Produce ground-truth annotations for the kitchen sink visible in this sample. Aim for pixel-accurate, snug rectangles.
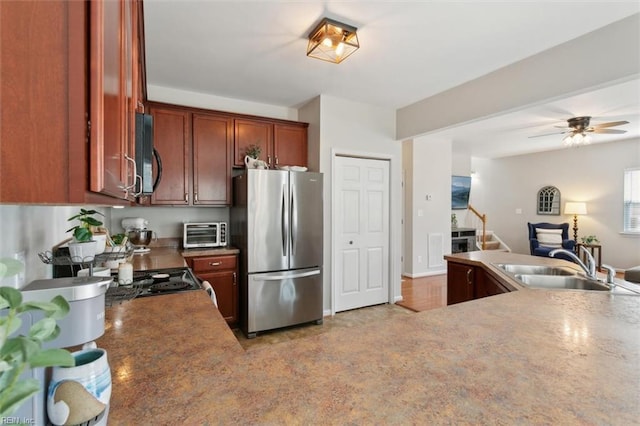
[495,264,576,276]
[513,274,610,291]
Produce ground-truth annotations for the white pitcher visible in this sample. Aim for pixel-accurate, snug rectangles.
[47,345,111,426]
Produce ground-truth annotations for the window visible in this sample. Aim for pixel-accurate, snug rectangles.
[624,168,640,233]
[537,186,560,215]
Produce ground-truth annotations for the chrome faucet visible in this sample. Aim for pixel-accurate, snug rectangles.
[549,246,597,280]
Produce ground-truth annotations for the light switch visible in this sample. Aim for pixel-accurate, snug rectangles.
[418,209,423,217]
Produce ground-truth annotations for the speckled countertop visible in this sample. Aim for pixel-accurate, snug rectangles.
[129,245,239,271]
[98,252,640,424]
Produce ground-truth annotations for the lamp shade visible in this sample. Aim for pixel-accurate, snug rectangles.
[564,202,587,215]
[307,18,359,64]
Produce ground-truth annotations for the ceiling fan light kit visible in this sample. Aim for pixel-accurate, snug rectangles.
[307,17,359,64]
[530,115,629,147]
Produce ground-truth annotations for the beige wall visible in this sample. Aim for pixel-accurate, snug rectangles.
[470,138,640,270]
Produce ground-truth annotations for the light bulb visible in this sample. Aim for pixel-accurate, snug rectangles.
[563,135,574,146]
[322,37,332,48]
[336,42,345,57]
[582,133,591,145]
[573,133,584,145]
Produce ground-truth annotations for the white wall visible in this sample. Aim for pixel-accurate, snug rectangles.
[403,137,452,277]
[147,85,298,121]
[470,138,640,270]
[0,205,110,288]
[308,95,401,310]
[110,206,228,238]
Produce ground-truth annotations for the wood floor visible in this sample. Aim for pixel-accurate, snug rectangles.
[396,274,447,312]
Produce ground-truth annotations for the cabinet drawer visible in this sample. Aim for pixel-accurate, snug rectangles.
[192,255,237,272]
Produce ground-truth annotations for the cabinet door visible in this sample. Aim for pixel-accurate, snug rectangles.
[89,0,132,199]
[150,107,191,205]
[192,113,232,205]
[199,270,238,325]
[477,269,510,299]
[447,261,474,305]
[234,119,273,167]
[273,123,308,168]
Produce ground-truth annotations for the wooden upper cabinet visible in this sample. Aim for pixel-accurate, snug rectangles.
[0,0,143,205]
[149,107,191,205]
[233,119,273,167]
[89,0,137,200]
[273,123,308,168]
[192,114,233,205]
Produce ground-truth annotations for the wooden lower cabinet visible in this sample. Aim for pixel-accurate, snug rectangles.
[447,260,510,305]
[447,261,475,305]
[187,254,238,326]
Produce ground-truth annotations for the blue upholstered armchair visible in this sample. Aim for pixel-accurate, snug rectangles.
[527,222,576,261]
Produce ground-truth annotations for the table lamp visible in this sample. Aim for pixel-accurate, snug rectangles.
[564,202,587,242]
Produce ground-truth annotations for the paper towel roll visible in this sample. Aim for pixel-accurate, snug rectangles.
[202,281,218,308]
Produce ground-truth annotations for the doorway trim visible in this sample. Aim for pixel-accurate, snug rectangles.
[330,148,398,316]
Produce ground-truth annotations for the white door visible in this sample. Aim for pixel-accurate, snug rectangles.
[335,156,390,312]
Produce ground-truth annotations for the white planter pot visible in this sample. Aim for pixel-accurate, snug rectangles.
[68,240,98,263]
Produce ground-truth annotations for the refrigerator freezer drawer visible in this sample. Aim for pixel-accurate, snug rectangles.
[247,268,322,335]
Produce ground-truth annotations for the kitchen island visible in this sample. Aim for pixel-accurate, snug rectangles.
[98,252,640,424]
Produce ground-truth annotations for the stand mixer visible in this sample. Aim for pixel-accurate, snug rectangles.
[121,217,154,254]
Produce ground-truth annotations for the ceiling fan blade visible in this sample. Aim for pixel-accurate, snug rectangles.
[528,130,570,138]
[592,120,629,129]
[591,128,627,134]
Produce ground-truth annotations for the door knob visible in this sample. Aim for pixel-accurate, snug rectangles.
[349,241,353,245]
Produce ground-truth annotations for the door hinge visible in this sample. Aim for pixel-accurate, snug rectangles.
[86,118,91,144]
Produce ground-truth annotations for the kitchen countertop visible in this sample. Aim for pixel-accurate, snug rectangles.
[128,246,239,271]
[98,252,640,424]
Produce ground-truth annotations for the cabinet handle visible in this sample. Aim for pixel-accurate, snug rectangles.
[195,192,199,203]
[267,155,272,166]
[233,272,237,285]
[466,268,473,285]
[123,154,138,193]
[275,156,279,166]
[185,193,189,203]
[209,262,221,266]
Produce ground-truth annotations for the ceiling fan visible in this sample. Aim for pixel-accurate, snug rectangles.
[529,116,629,146]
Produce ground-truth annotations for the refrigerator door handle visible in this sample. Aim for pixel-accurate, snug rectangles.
[290,184,297,256]
[252,269,321,281]
[281,183,288,256]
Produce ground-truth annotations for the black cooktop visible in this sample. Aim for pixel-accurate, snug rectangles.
[123,267,201,297]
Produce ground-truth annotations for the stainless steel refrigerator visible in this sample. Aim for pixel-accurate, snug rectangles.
[232,169,323,338]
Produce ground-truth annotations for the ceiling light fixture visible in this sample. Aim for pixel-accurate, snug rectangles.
[562,132,592,147]
[307,18,359,64]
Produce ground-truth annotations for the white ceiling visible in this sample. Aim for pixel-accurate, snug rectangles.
[143,1,640,158]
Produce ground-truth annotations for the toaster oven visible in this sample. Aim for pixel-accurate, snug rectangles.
[183,222,227,248]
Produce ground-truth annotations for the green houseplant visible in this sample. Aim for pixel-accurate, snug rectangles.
[0,286,74,417]
[66,209,104,243]
[244,144,261,159]
[66,209,104,262]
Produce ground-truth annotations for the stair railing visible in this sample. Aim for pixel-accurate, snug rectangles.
[468,204,487,250]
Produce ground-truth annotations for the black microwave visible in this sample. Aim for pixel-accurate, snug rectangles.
[135,112,162,195]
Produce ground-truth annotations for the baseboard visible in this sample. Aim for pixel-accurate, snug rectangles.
[402,270,447,279]
[394,295,403,303]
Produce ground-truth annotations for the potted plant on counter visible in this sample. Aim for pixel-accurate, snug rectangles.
[66,209,104,263]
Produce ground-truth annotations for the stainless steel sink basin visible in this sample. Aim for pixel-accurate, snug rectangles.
[496,264,576,276]
[514,274,609,291]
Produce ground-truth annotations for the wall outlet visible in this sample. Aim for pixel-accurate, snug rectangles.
[426,194,432,201]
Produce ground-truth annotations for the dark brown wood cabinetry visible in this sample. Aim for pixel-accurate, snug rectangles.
[187,254,239,326]
[147,104,232,206]
[0,0,145,204]
[234,119,273,167]
[148,107,191,205]
[273,123,308,169]
[447,261,475,305]
[234,119,308,169]
[447,259,510,305]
